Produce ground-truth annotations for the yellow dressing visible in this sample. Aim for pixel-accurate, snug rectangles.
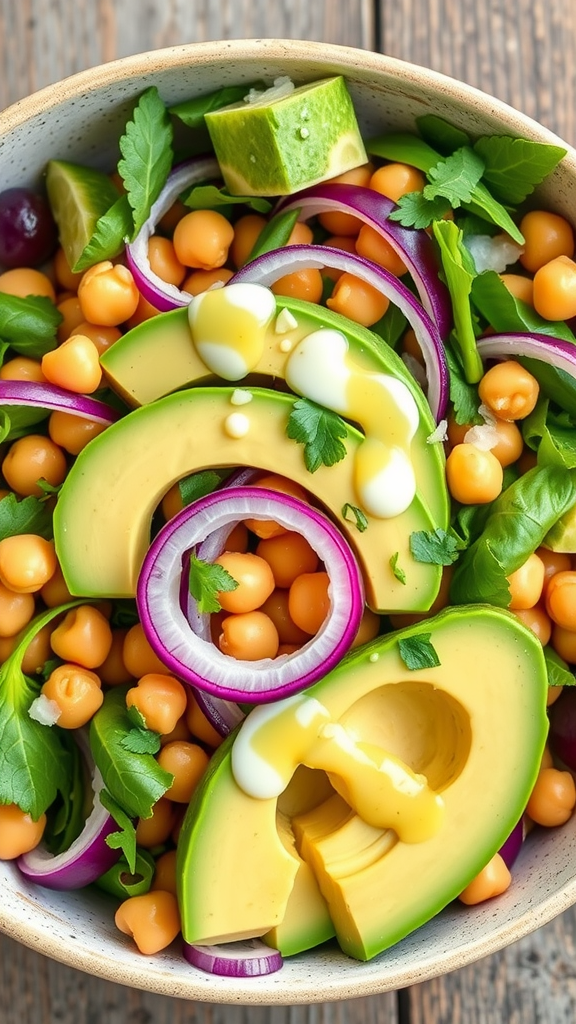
[188,282,277,379]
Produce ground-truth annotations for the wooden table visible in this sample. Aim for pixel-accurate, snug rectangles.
[2,2,576,1021]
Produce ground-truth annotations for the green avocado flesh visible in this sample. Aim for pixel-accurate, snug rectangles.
[176,607,548,960]
[99,297,448,527]
[53,385,443,613]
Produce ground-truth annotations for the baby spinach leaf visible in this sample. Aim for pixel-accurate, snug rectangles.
[73,194,133,273]
[0,492,53,541]
[118,87,173,239]
[416,115,470,155]
[0,405,50,444]
[99,788,138,873]
[433,220,483,383]
[370,302,407,349]
[43,733,85,855]
[169,83,262,129]
[462,182,524,244]
[524,399,576,469]
[188,552,239,614]
[286,398,348,473]
[473,136,567,206]
[0,293,61,357]
[90,687,173,820]
[471,269,576,342]
[398,633,440,670]
[183,184,271,214]
[365,132,440,172]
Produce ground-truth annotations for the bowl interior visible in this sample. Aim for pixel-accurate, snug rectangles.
[1,38,575,1004]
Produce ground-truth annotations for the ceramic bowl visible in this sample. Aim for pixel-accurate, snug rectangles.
[1,38,576,1005]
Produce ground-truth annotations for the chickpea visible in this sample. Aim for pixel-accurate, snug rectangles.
[125,673,187,735]
[507,552,545,610]
[78,261,139,326]
[245,474,309,539]
[526,767,576,827]
[0,581,35,637]
[48,410,107,455]
[350,606,381,648]
[124,293,161,330]
[221,521,249,553]
[98,627,134,687]
[54,247,84,291]
[317,163,373,236]
[321,235,358,281]
[41,663,104,728]
[536,547,572,585]
[458,853,511,905]
[326,272,389,326]
[147,235,186,286]
[0,534,56,593]
[258,588,310,646]
[513,605,552,646]
[50,604,113,668]
[551,623,576,663]
[151,849,178,896]
[156,740,210,803]
[39,560,73,607]
[256,531,319,589]
[445,443,503,504]
[185,691,223,749]
[519,210,575,273]
[0,267,55,301]
[172,209,234,270]
[42,334,102,393]
[288,571,331,635]
[547,685,564,707]
[369,163,426,202]
[214,551,275,614]
[287,221,314,246]
[21,622,53,675]
[114,891,181,955]
[533,255,576,321]
[123,622,168,677]
[355,224,407,276]
[545,570,576,629]
[488,419,525,467]
[159,714,192,747]
[0,804,47,860]
[160,482,183,522]
[135,797,176,848]
[229,213,267,268]
[0,356,46,383]
[477,361,539,421]
[218,610,279,660]
[71,321,122,356]
[2,433,67,497]
[56,295,84,342]
[181,267,234,296]
[499,273,534,306]
[271,268,324,304]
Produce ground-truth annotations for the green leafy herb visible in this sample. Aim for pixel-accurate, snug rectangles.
[473,136,567,206]
[183,184,271,214]
[523,398,576,470]
[109,599,140,629]
[342,503,369,532]
[99,788,138,873]
[463,181,524,243]
[433,220,483,383]
[398,633,440,670]
[444,346,483,426]
[169,83,262,129]
[416,115,471,155]
[410,528,460,565]
[0,293,62,357]
[0,602,83,818]
[245,208,301,265]
[389,552,407,585]
[42,732,85,855]
[121,727,162,755]
[179,469,224,506]
[118,86,174,238]
[0,405,49,444]
[188,552,238,614]
[286,398,348,473]
[544,646,576,688]
[90,687,173,820]
[370,302,408,349]
[424,147,485,206]
[471,269,576,342]
[0,493,53,541]
[388,191,451,229]
[73,194,133,273]
[365,132,440,172]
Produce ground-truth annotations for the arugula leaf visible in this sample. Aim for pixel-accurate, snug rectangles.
[410,528,460,565]
[388,191,451,229]
[473,136,567,206]
[118,87,173,239]
[286,398,348,473]
[365,133,440,172]
[544,646,576,688]
[183,184,271,215]
[99,788,138,873]
[341,503,369,532]
[41,731,85,855]
[389,552,407,585]
[444,346,484,426]
[0,293,61,357]
[0,493,53,541]
[433,220,483,383]
[462,182,524,244]
[188,552,238,614]
[245,208,301,265]
[471,270,576,342]
[0,602,83,818]
[169,84,262,129]
[121,727,162,755]
[416,115,471,155]
[398,633,440,670]
[73,194,133,273]
[424,147,485,206]
[90,687,173,820]
[179,469,223,506]
[523,398,576,470]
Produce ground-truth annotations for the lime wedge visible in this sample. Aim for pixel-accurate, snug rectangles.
[204,76,367,197]
[45,160,120,271]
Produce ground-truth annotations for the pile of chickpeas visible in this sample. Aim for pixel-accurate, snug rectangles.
[1,156,576,950]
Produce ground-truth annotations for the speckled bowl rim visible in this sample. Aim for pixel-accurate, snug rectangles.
[2,37,576,1005]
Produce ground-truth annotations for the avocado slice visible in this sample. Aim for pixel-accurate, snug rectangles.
[99,297,448,527]
[176,606,548,960]
[542,503,576,552]
[53,385,443,612]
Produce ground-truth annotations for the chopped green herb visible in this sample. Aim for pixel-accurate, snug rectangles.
[342,503,369,532]
[398,633,441,670]
[544,646,576,688]
[410,528,460,565]
[188,552,239,614]
[388,191,451,229]
[118,87,174,239]
[121,727,162,756]
[183,184,272,214]
[389,552,407,585]
[99,788,138,873]
[0,493,53,541]
[0,293,62,357]
[424,147,485,206]
[286,398,348,473]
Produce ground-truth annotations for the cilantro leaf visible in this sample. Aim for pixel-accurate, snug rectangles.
[121,727,162,755]
[444,347,484,426]
[398,633,441,670]
[410,528,460,565]
[73,194,133,273]
[473,136,567,206]
[99,788,138,873]
[169,83,263,129]
[424,147,485,207]
[183,184,271,215]
[188,552,239,614]
[0,293,61,357]
[433,220,483,383]
[388,191,451,229]
[389,552,407,585]
[286,398,348,473]
[118,87,173,239]
[0,493,53,540]
[544,646,576,688]
[342,503,368,532]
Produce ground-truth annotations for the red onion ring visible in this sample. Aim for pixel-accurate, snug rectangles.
[0,379,120,423]
[274,183,452,339]
[498,818,525,870]
[477,331,576,380]
[125,156,220,311]
[183,938,283,976]
[17,730,120,890]
[230,243,449,421]
[137,486,364,703]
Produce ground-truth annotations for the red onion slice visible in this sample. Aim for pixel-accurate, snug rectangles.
[183,938,283,976]
[477,331,576,380]
[230,243,449,421]
[137,486,364,703]
[125,156,220,311]
[498,818,525,870]
[274,183,452,339]
[0,379,120,423]
[17,730,121,890]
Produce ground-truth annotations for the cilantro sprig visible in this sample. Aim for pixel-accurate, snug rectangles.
[188,552,239,614]
[398,633,441,670]
[286,398,348,473]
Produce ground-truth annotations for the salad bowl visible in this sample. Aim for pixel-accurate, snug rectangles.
[1,37,576,1004]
